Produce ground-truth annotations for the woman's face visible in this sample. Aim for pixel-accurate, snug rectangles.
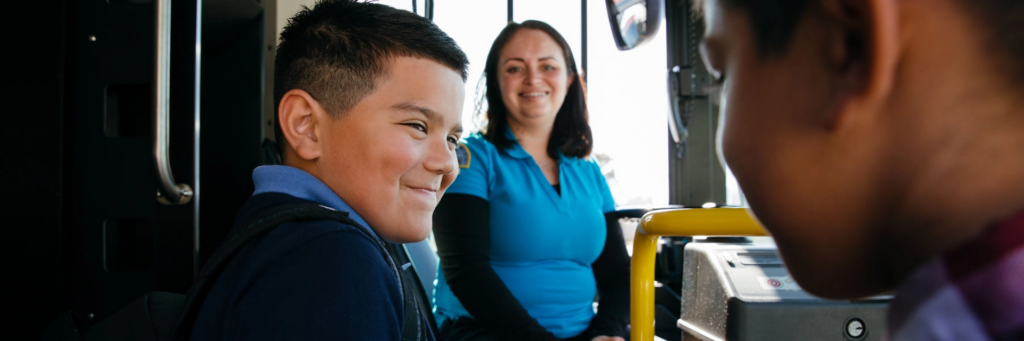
[497,28,573,130]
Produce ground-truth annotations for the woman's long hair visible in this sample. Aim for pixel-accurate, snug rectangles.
[478,20,593,159]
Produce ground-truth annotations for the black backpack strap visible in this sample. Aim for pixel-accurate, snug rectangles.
[392,251,426,341]
[173,202,422,339]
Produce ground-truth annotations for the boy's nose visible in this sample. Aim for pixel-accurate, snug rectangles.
[425,139,457,175]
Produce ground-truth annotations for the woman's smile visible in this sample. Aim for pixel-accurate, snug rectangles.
[520,91,549,99]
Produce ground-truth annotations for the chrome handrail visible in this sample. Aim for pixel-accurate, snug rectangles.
[154,0,192,205]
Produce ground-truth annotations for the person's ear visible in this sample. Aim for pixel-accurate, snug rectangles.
[277,89,324,161]
[820,0,899,129]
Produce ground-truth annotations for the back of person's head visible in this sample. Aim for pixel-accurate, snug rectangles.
[273,0,469,158]
[708,0,1024,89]
[479,20,593,160]
[695,0,1024,300]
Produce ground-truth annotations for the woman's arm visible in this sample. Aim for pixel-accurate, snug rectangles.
[433,193,558,341]
[580,212,631,339]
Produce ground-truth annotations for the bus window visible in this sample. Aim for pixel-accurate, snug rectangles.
[584,1,669,207]
[431,0,507,133]
[513,0,583,71]
[371,0,413,13]
[725,166,745,206]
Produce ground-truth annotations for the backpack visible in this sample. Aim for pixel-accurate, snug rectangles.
[42,202,427,341]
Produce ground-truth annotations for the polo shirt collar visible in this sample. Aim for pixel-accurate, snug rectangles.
[504,125,569,163]
[251,165,376,238]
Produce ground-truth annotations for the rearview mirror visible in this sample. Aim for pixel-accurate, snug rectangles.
[605,0,663,51]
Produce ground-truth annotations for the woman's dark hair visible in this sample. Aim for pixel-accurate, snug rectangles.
[480,20,593,159]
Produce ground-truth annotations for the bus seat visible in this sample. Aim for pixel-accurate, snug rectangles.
[387,240,440,334]
[404,239,439,303]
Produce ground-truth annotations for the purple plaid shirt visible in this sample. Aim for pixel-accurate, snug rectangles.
[884,211,1024,340]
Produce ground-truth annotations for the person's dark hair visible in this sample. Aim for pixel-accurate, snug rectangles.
[480,20,593,159]
[273,0,469,156]
[702,0,1024,85]
[709,0,810,59]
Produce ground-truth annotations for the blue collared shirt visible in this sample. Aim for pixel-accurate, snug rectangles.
[433,130,616,338]
[252,165,375,238]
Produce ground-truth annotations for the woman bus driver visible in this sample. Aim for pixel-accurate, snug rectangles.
[431,21,631,341]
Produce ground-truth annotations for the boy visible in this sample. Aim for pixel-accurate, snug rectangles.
[190,0,468,339]
[697,0,1024,339]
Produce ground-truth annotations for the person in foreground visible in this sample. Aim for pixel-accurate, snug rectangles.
[189,0,468,339]
[697,0,1024,339]
[431,21,630,341]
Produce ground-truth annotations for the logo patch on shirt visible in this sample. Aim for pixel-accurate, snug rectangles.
[456,143,471,169]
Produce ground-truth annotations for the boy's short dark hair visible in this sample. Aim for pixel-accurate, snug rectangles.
[273,0,469,156]
[704,0,1024,86]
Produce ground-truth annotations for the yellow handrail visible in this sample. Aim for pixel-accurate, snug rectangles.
[630,208,767,341]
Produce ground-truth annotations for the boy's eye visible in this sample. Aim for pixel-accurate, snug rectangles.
[447,136,458,146]
[403,122,426,133]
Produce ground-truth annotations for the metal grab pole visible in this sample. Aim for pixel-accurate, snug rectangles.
[154,0,193,205]
[630,208,766,340]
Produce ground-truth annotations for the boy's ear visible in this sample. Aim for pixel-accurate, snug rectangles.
[277,89,324,162]
[821,0,899,128]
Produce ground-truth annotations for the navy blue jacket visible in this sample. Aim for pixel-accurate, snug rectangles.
[191,192,430,340]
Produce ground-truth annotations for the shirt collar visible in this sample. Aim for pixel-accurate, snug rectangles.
[503,126,531,159]
[251,165,375,237]
[886,209,1024,338]
[503,125,570,163]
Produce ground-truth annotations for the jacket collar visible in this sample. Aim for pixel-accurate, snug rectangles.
[251,165,375,238]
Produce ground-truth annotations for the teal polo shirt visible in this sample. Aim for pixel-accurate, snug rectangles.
[432,130,616,338]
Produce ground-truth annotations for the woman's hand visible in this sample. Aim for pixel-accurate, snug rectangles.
[590,336,625,341]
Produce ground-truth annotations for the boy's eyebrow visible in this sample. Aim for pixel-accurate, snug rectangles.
[393,102,463,133]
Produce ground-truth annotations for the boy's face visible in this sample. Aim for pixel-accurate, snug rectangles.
[317,57,465,243]
[700,0,892,298]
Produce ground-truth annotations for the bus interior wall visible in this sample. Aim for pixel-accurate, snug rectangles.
[4,0,70,335]
[3,0,267,334]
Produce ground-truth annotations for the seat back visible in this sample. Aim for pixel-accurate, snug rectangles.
[404,239,439,303]
[387,240,440,335]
